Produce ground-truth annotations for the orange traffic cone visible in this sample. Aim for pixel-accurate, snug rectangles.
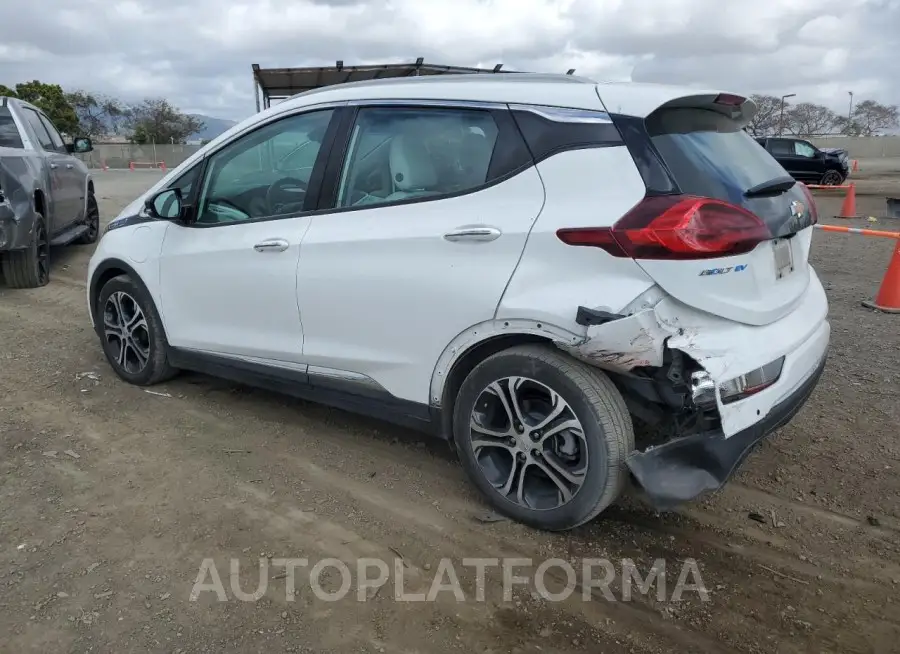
[862,240,900,313]
[837,183,858,219]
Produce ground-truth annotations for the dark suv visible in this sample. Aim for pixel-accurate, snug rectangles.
[755,137,849,186]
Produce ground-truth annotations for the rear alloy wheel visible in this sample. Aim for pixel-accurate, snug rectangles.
[453,344,634,531]
[97,274,177,386]
[820,170,844,186]
[74,192,100,245]
[1,214,50,288]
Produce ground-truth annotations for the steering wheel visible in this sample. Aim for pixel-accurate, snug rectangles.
[265,177,308,215]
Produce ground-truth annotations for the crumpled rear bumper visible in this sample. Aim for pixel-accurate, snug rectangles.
[625,352,827,510]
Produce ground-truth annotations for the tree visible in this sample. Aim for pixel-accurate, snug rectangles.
[126,98,204,144]
[0,84,16,98]
[746,94,784,136]
[835,100,899,136]
[3,80,79,135]
[67,90,128,137]
[784,102,838,137]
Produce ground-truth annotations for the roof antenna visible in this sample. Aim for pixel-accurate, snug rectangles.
[566,69,576,75]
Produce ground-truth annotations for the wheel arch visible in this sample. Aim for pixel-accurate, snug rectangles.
[89,258,153,331]
[430,319,584,443]
[33,188,46,217]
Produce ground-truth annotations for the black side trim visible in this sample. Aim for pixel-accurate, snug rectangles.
[509,108,625,164]
[301,106,347,212]
[575,306,624,327]
[607,113,679,196]
[626,353,827,510]
[167,348,441,436]
[315,105,358,211]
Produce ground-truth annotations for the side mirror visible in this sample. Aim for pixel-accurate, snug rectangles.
[145,188,184,220]
[70,137,93,154]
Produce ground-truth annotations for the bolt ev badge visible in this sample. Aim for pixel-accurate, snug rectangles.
[699,264,749,276]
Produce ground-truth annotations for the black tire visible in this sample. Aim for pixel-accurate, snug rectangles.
[1,214,50,289]
[96,274,178,386]
[74,192,100,245]
[453,344,634,531]
[820,169,845,186]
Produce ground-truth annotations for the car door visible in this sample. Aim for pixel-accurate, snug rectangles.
[295,103,545,404]
[157,107,339,365]
[792,140,822,181]
[19,107,74,230]
[765,138,802,177]
[38,112,86,223]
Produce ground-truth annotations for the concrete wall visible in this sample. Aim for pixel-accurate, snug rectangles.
[809,136,900,158]
[75,136,900,170]
[77,143,202,170]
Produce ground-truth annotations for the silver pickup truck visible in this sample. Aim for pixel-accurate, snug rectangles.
[0,96,99,288]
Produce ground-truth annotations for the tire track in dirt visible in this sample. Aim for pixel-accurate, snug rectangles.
[4,289,896,654]
[1,356,726,653]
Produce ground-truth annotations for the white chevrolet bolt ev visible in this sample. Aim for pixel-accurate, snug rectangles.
[87,74,829,531]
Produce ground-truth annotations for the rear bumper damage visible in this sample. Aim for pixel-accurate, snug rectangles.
[626,352,827,510]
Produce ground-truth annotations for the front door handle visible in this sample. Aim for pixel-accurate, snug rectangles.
[443,226,502,242]
[49,163,58,169]
[253,238,289,253]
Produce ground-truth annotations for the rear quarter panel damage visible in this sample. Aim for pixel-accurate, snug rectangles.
[563,267,829,436]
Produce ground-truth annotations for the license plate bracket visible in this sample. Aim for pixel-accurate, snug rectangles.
[773,238,794,280]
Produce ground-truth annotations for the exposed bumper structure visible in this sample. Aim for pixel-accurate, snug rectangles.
[626,351,827,510]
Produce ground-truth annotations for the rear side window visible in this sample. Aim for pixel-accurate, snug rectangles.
[335,107,501,209]
[21,108,55,151]
[768,140,794,156]
[646,108,789,208]
[0,108,23,149]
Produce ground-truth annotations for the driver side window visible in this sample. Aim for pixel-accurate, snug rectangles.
[794,141,817,158]
[196,109,334,225]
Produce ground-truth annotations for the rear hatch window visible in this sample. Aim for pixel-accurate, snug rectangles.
[645,108,813,238]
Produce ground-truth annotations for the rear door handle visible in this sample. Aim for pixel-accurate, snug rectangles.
[253,238,289,253]
[49,163,58,169]
[443,226,502,242]
[65,164,74,169]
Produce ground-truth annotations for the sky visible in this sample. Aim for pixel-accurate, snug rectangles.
[1,0,898,121]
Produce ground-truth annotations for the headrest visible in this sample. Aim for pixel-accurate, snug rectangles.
[389,133,438,192]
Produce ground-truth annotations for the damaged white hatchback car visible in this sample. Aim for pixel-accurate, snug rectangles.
[87,74,829,531]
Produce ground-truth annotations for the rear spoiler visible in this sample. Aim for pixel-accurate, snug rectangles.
[595,83,757,127]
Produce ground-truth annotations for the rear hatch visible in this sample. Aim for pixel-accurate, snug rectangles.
[604,94,816,326]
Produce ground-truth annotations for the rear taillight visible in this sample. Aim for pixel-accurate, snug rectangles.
[797,182,819,225]
[556,195,772,260]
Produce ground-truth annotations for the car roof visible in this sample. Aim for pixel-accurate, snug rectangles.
[266,73,742,119]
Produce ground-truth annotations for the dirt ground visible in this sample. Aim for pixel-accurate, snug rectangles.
[1,164,898,654]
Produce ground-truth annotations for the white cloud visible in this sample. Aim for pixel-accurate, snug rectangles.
[0,0,895,120]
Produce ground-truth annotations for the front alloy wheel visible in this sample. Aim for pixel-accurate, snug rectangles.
[103,291,151,375]
[96,274,177,386]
